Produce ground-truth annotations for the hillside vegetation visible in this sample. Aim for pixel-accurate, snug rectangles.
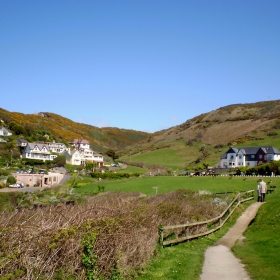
[119,100,280,171]
[0,108,150,152]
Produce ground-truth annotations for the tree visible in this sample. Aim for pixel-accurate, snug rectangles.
[105,149,119,160]
[53,156,66,167]
[8,121,26,135]
[85,162,98,171]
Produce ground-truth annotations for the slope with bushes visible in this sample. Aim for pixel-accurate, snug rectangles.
[0,108,150,151]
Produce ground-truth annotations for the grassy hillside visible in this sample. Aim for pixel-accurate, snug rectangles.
[119,133,280,172]
[119,100,280,171]
[0,108,150,151]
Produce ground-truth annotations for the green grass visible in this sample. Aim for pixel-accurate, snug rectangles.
[121,140,211,170]
[116,165,148,174]
[233,185,280,280]
[73,175,277,196]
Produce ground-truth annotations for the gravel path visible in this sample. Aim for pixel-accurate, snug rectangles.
[200,202,263,280]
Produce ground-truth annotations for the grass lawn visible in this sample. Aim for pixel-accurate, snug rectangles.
[232,184,280,280]
[73,175,277,196]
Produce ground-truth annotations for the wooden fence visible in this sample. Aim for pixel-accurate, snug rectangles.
[159,190,254,247]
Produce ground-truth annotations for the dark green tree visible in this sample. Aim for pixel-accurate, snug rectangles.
[105,149,119,160]
[8,121,26,135]
[53,155,66,167]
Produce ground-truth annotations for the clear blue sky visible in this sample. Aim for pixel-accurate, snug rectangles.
[1,1,279,132]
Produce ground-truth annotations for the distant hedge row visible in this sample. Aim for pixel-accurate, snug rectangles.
[90,172,141,179]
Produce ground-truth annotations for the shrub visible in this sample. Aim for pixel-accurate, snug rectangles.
[267,130,278,136]
[6,176,16,186]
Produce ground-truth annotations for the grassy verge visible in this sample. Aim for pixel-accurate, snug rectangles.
[232,186,280,280]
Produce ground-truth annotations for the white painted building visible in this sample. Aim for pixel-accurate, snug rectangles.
[219,146,280,168]
[22,143,57,161]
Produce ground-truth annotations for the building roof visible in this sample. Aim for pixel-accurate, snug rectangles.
[17,138,29,144]
[221,146,280,159]
[71,139,90,144]
[27,143,50,154]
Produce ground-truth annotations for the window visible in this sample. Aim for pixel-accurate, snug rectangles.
[230,155,234,159]
[259,155,263,159]
[239,155,242,159]
[251,155,255,159]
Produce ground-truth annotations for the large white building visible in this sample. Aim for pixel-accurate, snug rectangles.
[219,146,280,168]
[63,139,104,166]
[22,143,58,161]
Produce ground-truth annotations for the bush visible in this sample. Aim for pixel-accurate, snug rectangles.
[6,176,16,186]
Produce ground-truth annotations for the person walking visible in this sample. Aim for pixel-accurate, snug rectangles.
[260,179,267,202]
[257,181,262,202]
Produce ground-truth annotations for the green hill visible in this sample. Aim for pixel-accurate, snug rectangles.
[1,100,280,169]
[119,100,280,171]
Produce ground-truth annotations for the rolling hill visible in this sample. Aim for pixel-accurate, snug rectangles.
[1,100,280,170]
[119,100,280,171]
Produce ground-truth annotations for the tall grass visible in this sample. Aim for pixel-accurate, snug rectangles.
[0,190,228,279]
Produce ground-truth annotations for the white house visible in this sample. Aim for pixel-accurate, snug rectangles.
[92,153,104,167]
[219,146,280,168]
[62,149,85,166]
[70,139,90,150]
[64,139,104,166]
[22,143,58,161]
[0,126,12,136]
[46,141,68,154]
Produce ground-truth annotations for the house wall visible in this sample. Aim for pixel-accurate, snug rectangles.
[14,172,65,187]
[220,146,280,169]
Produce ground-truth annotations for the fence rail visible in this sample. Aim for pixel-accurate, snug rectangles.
[159,190,254,247]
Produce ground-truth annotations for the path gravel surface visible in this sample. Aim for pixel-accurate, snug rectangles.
[200,202,263,280]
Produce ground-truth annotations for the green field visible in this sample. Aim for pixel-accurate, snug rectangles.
[73,175,274,196]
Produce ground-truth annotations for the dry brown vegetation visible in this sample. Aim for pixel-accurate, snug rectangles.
[0,190,228,279]
[151,100,280,144]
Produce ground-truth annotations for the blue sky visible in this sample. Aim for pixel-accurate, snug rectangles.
[1,1,279,132]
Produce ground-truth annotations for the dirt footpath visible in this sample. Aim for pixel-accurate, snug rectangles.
[200,202,263,280]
